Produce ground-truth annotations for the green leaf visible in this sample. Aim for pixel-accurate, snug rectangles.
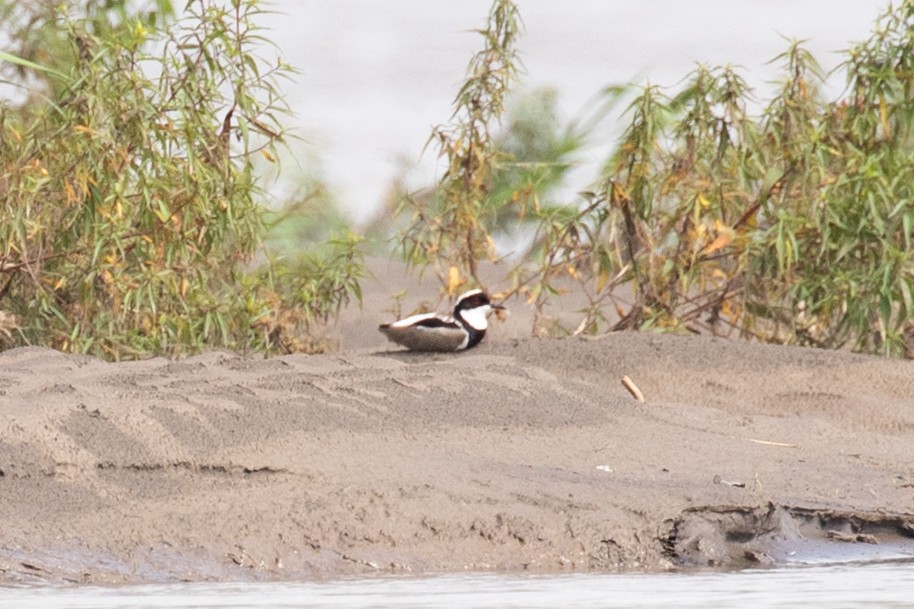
[0,50,69,82]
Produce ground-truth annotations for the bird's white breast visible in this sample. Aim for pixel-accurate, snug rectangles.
[458,305,491,331]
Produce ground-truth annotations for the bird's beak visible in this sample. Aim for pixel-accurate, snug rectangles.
[491,303,507,321]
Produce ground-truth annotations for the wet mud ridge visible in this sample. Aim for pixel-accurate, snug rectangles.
[665,503,914,568]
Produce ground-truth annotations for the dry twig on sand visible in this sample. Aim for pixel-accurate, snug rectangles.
[621,375,645,402]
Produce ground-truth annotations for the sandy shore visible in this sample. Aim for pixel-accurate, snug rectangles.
[2,304,914,584]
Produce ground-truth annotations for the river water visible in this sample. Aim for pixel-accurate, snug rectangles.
[257,0,889,222]
[3,561,913,609]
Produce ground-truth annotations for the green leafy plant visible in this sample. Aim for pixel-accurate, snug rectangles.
[513,3,914,356]
[397,0,523,295]
[0,0,363,358]
[396,0,914,357]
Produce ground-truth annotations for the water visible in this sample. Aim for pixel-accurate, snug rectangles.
[3,562,913,609]
[257,0,889,221]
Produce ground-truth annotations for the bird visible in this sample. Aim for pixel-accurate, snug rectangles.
[378,289,505,352]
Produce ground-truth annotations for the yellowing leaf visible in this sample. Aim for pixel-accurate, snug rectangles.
[447,266,462,295]
[610,182,630,206]
[700,232,733,257]
[64,180,76,205]
[614,302,626,319]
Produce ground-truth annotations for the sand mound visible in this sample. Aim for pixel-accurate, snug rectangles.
[1,329,913,583]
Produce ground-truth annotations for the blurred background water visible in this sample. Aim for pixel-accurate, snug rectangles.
[256,0,889,224]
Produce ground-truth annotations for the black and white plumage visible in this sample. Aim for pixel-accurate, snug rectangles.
[379,289,505,352]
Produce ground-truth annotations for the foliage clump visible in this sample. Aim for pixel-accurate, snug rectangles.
[0,0,362,358]
[397,0,523,294]
[400,0,914,357]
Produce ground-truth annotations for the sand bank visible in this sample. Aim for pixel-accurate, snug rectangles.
[1,327,913,583]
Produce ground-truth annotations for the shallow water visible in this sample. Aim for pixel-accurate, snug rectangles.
[4,562,913,609]
[259,0,889,221]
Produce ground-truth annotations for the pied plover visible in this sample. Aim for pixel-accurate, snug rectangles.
[379,289,505,352]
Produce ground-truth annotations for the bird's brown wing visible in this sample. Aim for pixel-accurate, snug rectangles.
[379,318,467,351]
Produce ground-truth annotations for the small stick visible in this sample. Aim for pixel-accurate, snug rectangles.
[748,438,796,448]
[621,375,645,403]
